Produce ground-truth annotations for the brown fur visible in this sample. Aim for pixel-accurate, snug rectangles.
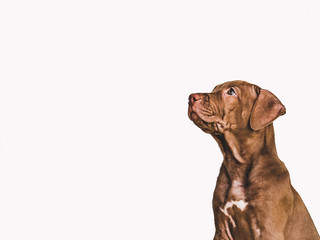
[188,80,319,240]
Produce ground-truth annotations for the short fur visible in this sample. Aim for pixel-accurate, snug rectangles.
[188,80,319,240]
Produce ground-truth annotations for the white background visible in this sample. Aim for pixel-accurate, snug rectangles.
[0,0,319,239]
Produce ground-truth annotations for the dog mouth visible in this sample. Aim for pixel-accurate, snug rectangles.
[188,106,222,134]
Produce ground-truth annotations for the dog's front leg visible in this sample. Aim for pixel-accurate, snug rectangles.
[212,164,232,240]
[250,211,286,240]
[248,177,294,240]
[213,214,233,240]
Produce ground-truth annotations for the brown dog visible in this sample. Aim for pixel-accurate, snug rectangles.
[188,81,319,240]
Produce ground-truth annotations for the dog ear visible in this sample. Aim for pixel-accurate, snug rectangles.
[250,89,286,131]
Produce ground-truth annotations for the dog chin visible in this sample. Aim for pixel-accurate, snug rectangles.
[189,111,202,124]
[189,111,220,134]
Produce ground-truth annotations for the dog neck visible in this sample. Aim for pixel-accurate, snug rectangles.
[211,124,278,184]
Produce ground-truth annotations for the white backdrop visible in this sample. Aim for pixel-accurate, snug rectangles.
[0,1,319,239]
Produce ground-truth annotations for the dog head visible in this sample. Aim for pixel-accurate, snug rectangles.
[188,80,286,134]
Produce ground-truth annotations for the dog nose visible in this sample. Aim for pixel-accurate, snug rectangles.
[189,93,202,104]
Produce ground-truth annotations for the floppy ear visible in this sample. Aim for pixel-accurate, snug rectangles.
[250,89,286,131]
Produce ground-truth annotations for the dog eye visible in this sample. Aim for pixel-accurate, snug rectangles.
[227,88,236,96]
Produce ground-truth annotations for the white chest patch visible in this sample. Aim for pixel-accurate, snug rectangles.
[219,200,248,228]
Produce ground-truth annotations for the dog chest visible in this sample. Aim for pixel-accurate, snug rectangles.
[219,199,254,240]
[218,181,257,239]
[219,200,248,228]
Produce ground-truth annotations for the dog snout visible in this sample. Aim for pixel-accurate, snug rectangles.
[189,93,202,104]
